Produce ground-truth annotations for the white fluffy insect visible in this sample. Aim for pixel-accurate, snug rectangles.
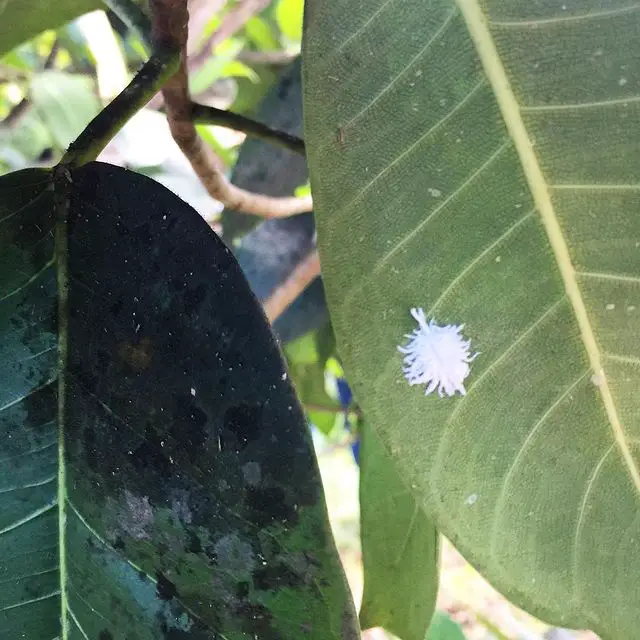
[398,308,478,397]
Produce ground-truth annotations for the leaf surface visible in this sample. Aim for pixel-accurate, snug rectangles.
[303,1,640,637]
[359,423,439,640]
[0,162,358,639]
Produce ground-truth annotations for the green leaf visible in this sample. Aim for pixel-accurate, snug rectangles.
[245,16,281,51]
[426,612,467,640]
[359,423,439,640]
[222,60,260,82]
[276,0,304,43]
[1,109,53,161]
[0,0,100,57]
[303,1,640,638]
[189,38,246,96]
[0,163,359,639]
[29,71,101,150]
[286,331,342,412]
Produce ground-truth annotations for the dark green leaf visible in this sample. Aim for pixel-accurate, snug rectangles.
[0,162,358,639]
[359,423,439,640]
[0,0,100,57]
[303,1,640,638]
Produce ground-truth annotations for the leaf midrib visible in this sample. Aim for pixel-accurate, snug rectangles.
[455,0,640,493]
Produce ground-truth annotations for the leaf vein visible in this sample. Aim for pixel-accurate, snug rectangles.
[336,77,488,222]
[489,369,590,561]
[67,606,90,640]
[428,207,535,315]
[0,589,60,613]
[457,0,640,494]
[576,271,640,285]
[490,4,640,27]
[0,258,54,303]
[376,138,511,271]
[342,6,459,130]
[521,95,640,112]
[431,296,566,490]
[572,443,616,600]
[0,500,56,536]
[604,352,640,367]
[0,473,56,494]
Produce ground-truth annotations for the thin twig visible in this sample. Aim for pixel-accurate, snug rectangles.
[44,39,60,69]
[151,0,313,218]
[61,49,179,168]
[263,249,321,322]
[191,102,305,155]
[237,50,299,66]
[104,0,153,50]
[2,98,30,127]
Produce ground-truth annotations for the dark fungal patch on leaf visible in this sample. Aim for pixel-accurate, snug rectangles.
[98,630,113,640]
[253,560,307,590]
[221,403,262,451]
[156,572,178,601]
[245,486,296,528]
[57,163,357,638]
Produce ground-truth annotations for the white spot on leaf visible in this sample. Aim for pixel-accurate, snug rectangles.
[398,308,478,397]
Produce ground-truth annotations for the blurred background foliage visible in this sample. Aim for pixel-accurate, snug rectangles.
[0,2,598,639]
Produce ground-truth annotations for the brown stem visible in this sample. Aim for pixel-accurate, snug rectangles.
[263,250,321,323]
[150,0,312,218]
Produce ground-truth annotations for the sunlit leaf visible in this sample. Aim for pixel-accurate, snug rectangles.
[276,0,304,43]
[303,1,640,637]
[359,423,439,640]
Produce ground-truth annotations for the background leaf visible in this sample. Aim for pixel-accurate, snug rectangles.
[276,0,304,43]
[0,0,101,57]
[0,163,358,639]
[426,612,467,640]
[359,423,439,640]
[221,56,307,243]
[29,71,101,149]
[303,1,640,638]
[223,56,328,344]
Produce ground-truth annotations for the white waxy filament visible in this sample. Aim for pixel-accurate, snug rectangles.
[398,308,478,397]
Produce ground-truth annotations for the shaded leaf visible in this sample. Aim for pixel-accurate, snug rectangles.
[359,423,439,640]
[0,0,100,57]
[222,57,328,343]
[29,71,101,149]
[235,213,328,344]
[303,1,640,638]
[0,162,358,639]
